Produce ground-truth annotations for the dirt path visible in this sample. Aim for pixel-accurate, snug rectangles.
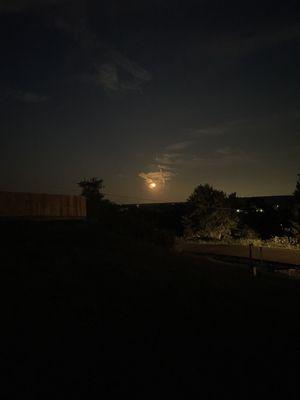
[176,240,300,266]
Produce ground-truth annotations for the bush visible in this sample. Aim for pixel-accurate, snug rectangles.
[265,236,299,249]
[237,238,263,247]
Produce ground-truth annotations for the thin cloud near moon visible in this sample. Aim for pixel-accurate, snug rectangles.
[139,169,174,188]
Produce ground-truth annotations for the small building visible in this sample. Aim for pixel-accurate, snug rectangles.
[0,191,86,220]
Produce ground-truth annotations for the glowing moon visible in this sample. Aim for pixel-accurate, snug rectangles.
[149,182,157,189]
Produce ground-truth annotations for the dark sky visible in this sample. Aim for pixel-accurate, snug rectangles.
[1,0,300,203]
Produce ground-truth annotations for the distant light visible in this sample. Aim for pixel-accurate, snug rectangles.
[236,209,241,213]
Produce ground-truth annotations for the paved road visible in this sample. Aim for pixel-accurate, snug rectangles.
[176,241,300,267]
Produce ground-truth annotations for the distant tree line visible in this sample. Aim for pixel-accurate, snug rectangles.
[78,174,300,247]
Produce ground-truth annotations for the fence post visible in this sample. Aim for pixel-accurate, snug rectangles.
[249,243,257,278]
[259,246,263,265]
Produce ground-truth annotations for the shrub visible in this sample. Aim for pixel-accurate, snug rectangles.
[265,236,299,249]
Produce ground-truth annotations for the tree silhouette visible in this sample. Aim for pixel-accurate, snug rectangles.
[78,177,105,219]
[78,177,104,200]
[291,173,300,240]
[294,173,300,202]
[183,184,238,240]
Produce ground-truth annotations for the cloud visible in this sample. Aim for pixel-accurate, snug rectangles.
[165,141,193,151]
[141,126,255,190]
[109,50,151,83]
[153,142,194,181]
[96,64,119,92]
[143,141,193,186]
[0,1,151,95]
[54,13,151,95]
[139,169,175,187]
[156,164,174,171]
[216,147,231,156]
[192,127,226,137]
[190,119,248,138]
[187,119,255,145]
[155,153,183,166]
[116,173,127,179]
[156,140,255,173]
[95,56,151,94]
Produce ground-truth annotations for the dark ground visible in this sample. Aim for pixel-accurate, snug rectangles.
[177,241,300,267]
[0,221,299,398]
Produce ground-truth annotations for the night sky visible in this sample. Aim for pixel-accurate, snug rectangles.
[1,0,300,203]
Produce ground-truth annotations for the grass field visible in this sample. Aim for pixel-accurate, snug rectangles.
[1,221,299,398]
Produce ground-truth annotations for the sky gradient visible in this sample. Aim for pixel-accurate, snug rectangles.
[0,0,299,203]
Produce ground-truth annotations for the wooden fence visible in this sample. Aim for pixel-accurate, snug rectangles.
[0,191,86,219]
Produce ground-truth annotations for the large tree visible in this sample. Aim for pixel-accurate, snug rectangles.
[294,173,300,202]
[78,177,105,219]
[78,177,104,200]
[183,184,238,240]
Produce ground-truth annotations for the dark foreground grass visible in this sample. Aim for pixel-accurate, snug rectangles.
[0,221,299,398]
